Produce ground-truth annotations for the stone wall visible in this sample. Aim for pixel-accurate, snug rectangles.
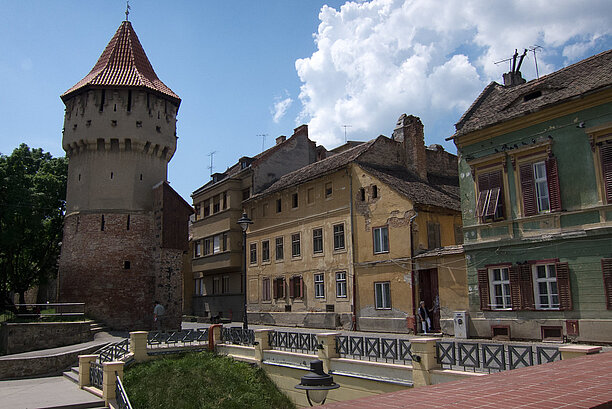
[0,321,92,355]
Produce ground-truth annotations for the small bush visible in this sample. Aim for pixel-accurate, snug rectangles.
[123,352,295,409]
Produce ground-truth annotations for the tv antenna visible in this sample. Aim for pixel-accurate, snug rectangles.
[342,125,352,143]
[125,0,131,21]
[529,45,543,79]
[207,151,217,176]
[494,49,527,73]
[257,134,269,151]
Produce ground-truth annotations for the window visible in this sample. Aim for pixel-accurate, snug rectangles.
[242,188,250,201]
[314,273,325,298]
[518,158,561,216]
[333,224,345,250]
[222,193,227,209]
[275,237,284,260]
[476,169,504,222]
[372,185,378,198]
[292,193,298,208]
[213,235,221,253]
[262,203,269,217]
[488,267,512,310]
[262,240,270,262]
[336,272,347,298]
[195,278,204,296]
[194,240,202,257]
[249,243,257,264]
[313,228,323,254]
[359,188,365,201]
[307,188,314,204]
[213,196,220,213]
[325,182,333,198]
[427,222,441,249]
[204,237,212,255]
[375,282,391,309]
[194,204,201,221]
[213,277,220,295]
[602,258,612,310]
[222,275,230,294]
[203,199,210,217]
[533,264,559,309]
[276,198,282,213]
[262,277,271,301]
[477,261,572,311]
[373,226,389,254]
[273,277,285,299]
[202,233,227,256]
[291,233,301,257]
[454,225,464,245]
[289,276,303,298]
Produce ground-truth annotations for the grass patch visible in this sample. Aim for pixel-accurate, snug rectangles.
[123,352,296,409]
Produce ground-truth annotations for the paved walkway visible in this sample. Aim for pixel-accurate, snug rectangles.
[321,351,612,409]
[0,376,104,409]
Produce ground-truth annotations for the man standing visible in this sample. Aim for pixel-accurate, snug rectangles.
[418,300,431,334]
[153,301,165,331]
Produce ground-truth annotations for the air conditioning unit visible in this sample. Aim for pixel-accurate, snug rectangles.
[453,311,469,339]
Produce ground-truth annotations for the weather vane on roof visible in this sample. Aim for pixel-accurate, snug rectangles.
[125,0,131,21]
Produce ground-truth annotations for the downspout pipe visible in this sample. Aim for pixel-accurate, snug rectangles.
[347,168,357,331]
[409,209,418,334]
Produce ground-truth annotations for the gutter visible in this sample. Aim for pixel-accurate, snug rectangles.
[409,209,418,334]
[347,167,357,331]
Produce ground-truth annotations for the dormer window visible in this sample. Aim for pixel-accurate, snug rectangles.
[241,161,248,169]
[523,90,542,102]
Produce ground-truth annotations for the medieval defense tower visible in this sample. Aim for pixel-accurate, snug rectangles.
[58,20,192,330]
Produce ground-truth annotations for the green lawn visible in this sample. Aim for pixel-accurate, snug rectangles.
[123,352,296,409]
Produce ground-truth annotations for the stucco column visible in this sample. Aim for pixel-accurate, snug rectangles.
[78,354,98,387]
[209,324,222,351]
[102,361,124,405]
[130,331,149,362]
[253,329,273,365]
[316,332,340,374]
[559,345,601,360]
[410,337,440,387]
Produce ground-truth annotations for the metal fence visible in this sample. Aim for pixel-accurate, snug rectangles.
[89,361,103,389]
[220,327,255,345]
[147,328,209,348]
[1,303,85,321]
[336,335,414,364]
[97,339,130,363]
[436,341,561,373]
[115,371,133,409]
[268,331,319,354]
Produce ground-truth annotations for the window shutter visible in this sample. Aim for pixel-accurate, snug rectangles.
[485,187,500,217]
[477,268,491,311]
[545,157,562,212]
[273,279,278,299]
[298,276,304,298]
[476,173,491,218]
[280,278,285,298]
[289,277,295,298]
[509,266,522,310]
[518,264,535,310]
[520,162,538,216]
[555,262,572,311]
[601,144,612,204]
[602,258,612,310]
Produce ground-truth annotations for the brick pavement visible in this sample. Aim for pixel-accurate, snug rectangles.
[321,351,612,409]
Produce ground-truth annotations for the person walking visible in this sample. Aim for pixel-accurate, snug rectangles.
[418,300,432,334]
[153,301,165,331]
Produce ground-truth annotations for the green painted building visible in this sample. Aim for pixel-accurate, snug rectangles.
[450,49,612,343]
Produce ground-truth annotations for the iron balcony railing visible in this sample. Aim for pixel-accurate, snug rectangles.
[89,361,103,389]
[336,335,414,365]
[147,328,209,348]
[436,341,561,373]
[115,371,133,409]
[220,327,255,345]
[268,331,319,354]
[96,338,130,363]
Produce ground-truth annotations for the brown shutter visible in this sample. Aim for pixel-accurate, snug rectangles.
[477,268,491,311]
[280,278,285,298]
[545,157,562,212]
[298,276,304,298]
[509,266,522,310]
[601,144,612,204]
[476,190,489,218]
[485,187,500,217]
[273,278,278,299]
[555,262,572,311]
[602,258,612,310]
[520,162,538,216]
[519,264,535,310]
[289,277,295,298]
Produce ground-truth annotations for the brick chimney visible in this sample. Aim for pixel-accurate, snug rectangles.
[293,124,308,138]
[392,114,427,180]
[276,135,286,145]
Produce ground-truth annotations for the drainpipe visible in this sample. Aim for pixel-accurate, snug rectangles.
[347,168,357,331]
[409,209,418,334]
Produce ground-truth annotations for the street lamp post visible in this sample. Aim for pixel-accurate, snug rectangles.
[237,212,253,330]
[295,360,340,406]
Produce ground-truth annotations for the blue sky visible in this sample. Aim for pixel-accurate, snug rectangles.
[1,0,611,202]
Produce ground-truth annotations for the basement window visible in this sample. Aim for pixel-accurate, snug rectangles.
[124,261,131,270]
[541,326,563,342]
[523,90,542,102]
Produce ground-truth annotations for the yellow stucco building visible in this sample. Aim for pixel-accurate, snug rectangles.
[246,115,468,333]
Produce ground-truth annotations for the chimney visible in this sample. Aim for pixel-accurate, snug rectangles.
[276,135,286,145]
[502,49,527,87]
[293,124,308,138]
[392,114,427,180]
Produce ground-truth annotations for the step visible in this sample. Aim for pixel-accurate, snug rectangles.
[39,401,107,409]
[63,366,80,384]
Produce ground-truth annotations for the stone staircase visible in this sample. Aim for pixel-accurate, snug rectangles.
[61,365,108,409]
[89,321,109,335]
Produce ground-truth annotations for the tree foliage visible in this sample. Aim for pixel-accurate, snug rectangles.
[0,144,67,308]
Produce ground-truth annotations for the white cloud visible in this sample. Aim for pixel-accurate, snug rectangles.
[271,94,293,123]
[296,0,612,148]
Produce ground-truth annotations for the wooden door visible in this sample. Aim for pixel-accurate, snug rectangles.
[418,268,440,331]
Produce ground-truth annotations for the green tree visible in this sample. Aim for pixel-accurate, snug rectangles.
[0,144,67,309]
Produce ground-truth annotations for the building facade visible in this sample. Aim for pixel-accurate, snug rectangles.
[246,115,466,333]
[189,126,320,321]
[57,20,192,330]
[451,49,612,343]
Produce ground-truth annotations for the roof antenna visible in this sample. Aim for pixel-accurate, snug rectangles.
[207,151,217,176]
[257,134,269,151]
[342,125,352,143]
[529,45,543,79]
[125,0,131,21]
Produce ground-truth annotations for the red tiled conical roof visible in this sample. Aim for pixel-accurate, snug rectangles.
[61,21,180,104]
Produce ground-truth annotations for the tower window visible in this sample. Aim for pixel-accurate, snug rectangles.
[127,214,130,231]
[127,90,132,112]
[125,139,132,151]
[101,215,105,231]
[114,104,117,112]
[373,185,378,198]
[99,90,105,112]
[156,126,161,133]
[78,174,81,181]
[124,261,131,270]
[360,188,365,201]
[110,172,114,179]
[97,139,105,151]
[140,174,143,181]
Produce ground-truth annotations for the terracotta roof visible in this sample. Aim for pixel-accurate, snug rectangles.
[453,48,612,138]
[61,21,180,104]
[414,244,464,258]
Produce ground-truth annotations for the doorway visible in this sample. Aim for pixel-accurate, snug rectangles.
[418,268,440,332]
